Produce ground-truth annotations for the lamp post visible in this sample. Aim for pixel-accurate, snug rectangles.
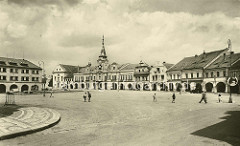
[38,61,45,97]
[228,39,232,103]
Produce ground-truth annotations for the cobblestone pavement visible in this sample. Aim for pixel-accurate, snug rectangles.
[0,106,61,140]
[0,91,239,146]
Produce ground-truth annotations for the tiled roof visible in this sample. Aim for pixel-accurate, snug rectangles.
[59,64,79,73]
[163,63,174,69]
[206,53,240,69]
[168,48,227,71]
[0,57,42,70]
[167,56,196,71]
[120,63,139,70]
[231,59,240,69]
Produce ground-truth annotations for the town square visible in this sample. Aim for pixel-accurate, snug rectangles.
[0,0,240,145]
[1,91,240,146]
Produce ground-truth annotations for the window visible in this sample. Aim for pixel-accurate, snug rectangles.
[174,74,176,79]
[185,73,188,79]
[36,70,39,74]
[223,71,226,77]
[10,68,13,73]
[161,75,164,80]
[157,68,160,72]
[54,76,56,81]
[197,73,199,78]
[205,73,209,78]
[11,76,18,81]
[0,76,6,81]
[61,76,63,81]
[191,73,193,78]
[211,72,214,78]
[21,77,28,81]
[21,70,25,73]
[3,68,6,72]
[217,72,220,77]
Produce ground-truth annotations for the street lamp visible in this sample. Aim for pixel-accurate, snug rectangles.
[38,60,45,97]
[227,39,232,103]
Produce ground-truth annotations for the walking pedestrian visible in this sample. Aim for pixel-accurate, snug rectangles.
[87,91,91,102]
[50,89,54,98]
[83,91,87,102]
[153,93,157,102]
[172,92,176,103]
[199,91,207,103]
[218,93,222,103]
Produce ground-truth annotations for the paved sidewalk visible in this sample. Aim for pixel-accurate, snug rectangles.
[0,107,61,140]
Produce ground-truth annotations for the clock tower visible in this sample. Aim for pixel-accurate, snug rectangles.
[97,35,109,65]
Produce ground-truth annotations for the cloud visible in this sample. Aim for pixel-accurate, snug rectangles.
[0,0,240,75]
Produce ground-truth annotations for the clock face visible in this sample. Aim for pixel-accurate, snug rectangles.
[228,77,238,86]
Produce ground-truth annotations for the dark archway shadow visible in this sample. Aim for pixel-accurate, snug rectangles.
[191,110,240,146]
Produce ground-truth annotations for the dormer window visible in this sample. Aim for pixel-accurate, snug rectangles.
[9,62,18,66]
[0,61,6,65]
[20,62,28,67]
[113,66,115,70]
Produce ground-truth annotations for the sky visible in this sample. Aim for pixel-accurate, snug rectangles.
[0,0,240,75]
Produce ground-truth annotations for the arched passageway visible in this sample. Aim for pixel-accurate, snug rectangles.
[128,84,133,90]
[75,83,78,89]
[185,83,191,92]
[10,84,18,91]
[70,84,73,89]
[135,84,141,90]
[152,83,157,91]
[217,82,226,93]
[120,84,124,90]
[176,83,182,92]
[169,83,174,91]
[205,82,213,92]
[0,84,6,93]
[105,83,108,90]
[31,85,39,91]
[81,83,85,89]
[21,85,29,92]
[194,83,202,93]
[112,83,117,90]
[143,84,149,91]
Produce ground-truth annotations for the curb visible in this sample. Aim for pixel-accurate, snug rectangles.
[0,108,61,140]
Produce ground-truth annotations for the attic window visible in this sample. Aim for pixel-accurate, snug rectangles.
[9,62,18,66]
[20,62,28,67]
[0,61,6,65]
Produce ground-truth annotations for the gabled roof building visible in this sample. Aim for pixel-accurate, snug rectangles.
[0,57,43,93]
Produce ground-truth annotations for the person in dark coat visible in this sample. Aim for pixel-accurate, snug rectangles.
[218,93,222,103]
[172,92,176,103]
[199,91,207,103]
[87,91,91,102]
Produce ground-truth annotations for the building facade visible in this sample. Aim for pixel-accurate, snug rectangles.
[53,36,172,91]
[167,40,240,93]
[52,64,80,90]
[0,57,42,93]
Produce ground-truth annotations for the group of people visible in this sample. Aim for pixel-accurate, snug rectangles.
[83,91,91,102]
[152,92,223,103]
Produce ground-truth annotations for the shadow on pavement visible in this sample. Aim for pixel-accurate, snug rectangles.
[0,104,24,118]
[191,111,240,146]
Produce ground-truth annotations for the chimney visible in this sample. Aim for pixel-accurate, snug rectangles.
[202,50,206,59]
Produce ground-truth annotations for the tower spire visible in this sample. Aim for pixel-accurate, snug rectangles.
[98,35,108,64]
